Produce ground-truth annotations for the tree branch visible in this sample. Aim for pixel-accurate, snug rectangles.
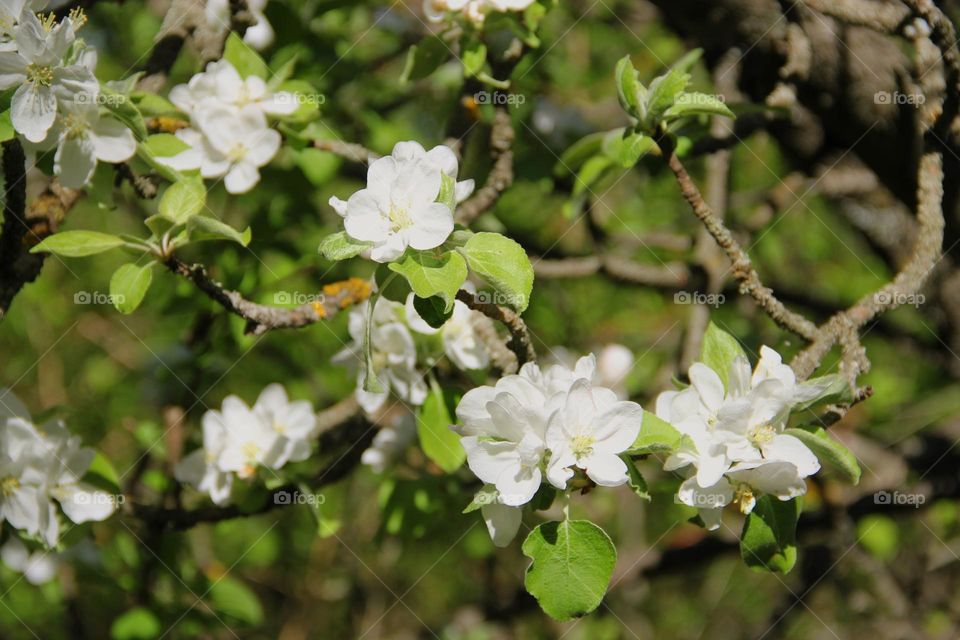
[456,289,536,368]
[455,108,515,225]
[165,256,372,335]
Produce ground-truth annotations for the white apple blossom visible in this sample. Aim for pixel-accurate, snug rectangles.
[168,60,296,117]
[328,142,470,262]
[1,538,58,585]
[36,99,136,188]
[335,298,428,414]
[166,103,281,194]
[456,371,556,506]
[252,383,318,464]
[654,344,833,530]
[0,391,117,546]
[214,395,288,479]
[544,379,642,489]
[0,9,98,142]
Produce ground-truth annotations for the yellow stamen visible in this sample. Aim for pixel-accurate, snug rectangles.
[570,434,595,458]
[26,63,54,88]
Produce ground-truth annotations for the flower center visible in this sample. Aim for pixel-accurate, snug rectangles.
[0,475,20,496]
[38,12,57,32]
[748,424,776,447]
[272,419,285,434]
[68,8,88,30]
[63,113,89,140]
[388,205,413,232]
[570,434,595,458]
[227,143,248,162]
[26,64,54,88]
[733,483,756,514]
[241,441,260,461]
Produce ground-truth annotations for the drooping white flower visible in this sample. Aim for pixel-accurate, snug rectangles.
[38,99,136,188]
[252,383,318,464]
[335,298,428,415]
[677,460,809,530]
[328,142,468,262]
[40,420,119,526]
[205,0,274,51]
[172,103,281,194]
[544,379,642,489]
[0,9,97,142]
[1,538,58,585]
[168,59,296,117]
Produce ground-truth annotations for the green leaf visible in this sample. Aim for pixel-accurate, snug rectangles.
[319,231,373,261]
[101,87,148,142]
[793,374,855,411]
[223,32,268,79]
[388,250,467,313]
[30,231,126,257]
[623,456,650,500]
[461,232,534,312]
[187,216,252,246]
[522,520,617,621]
[645,67,692,128]
[463,485,498,514]
[400,36,449,83]
[740,496,800,573]
[463,42,487,77]
[82,451,122,495]
[158,177,206,224]
[614,55,643,117]
[413,294,453,329]
[664,93,735,121]
[572,155,614,198]
[130,92,180,117]
[208,575,264,625]
[602,128,656,168]
[142,133,190,158]
[110,607,161,640]
[109,263,154,314]
[417,382,465,473]
[267,55,298,90]
[784,426,861,484]
[629,410,682,454]
[700,322,748,391]
[557,131,605,174]
[0,110,13,143]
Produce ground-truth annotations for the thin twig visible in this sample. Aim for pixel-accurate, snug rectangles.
[456,290,536,367]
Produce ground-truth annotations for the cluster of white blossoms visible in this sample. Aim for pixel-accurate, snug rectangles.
[455,355,643,546]
[174,384,318,505]
[424,0,536,25]
[336,291,491,415]
[1,537,59,585]
[0,390,118,547]
[0,6,137,188]
[329,141,475,263]
[161,60,296,194]
[656,346,833,529]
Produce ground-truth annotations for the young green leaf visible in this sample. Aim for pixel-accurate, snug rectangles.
[187,216,252,246]
[463,485,499,514]
[784,426,861,484]
[110,263,154,314]
[437,173,457,210]
[318,231,373,261]
[462,42,487,77]
[101,87,148,142]
[31,231,126,257]
[388,250,468,313]
[208,575,264,625]
[142,133,191,158]
[623,456,651,500]
[417,382,465,473]
[461,232,534,312]
[522,520,617,621]
[158,177,206,224]
[700,322,748,391]
[0,110,13,143]
[602,128,656,168]
[413,295,453,329]
[644,68,691,129]
[792,374,855,411]
[400,36,449,84]
[664,93,735,121]
[110,607,161,640]
[614,55,643,117]
[223,32,269,79]
[629,410,682,454]
[740,496,800,573]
